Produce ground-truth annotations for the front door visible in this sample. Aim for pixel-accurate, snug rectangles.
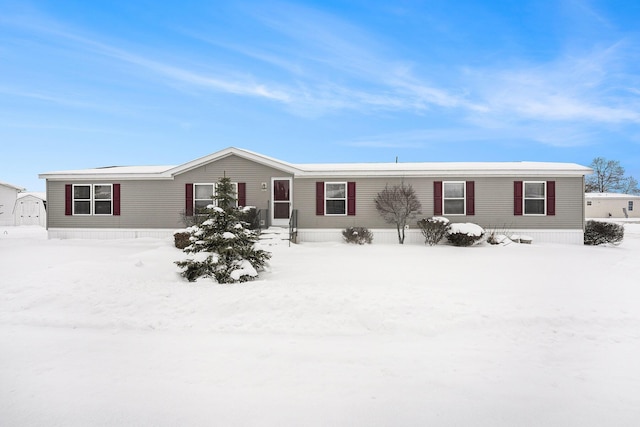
[271,178,292,227]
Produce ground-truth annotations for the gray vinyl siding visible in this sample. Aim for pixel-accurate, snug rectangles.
[46,155,292,229]
[295,176,585,230]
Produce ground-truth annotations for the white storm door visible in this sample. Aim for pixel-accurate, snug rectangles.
[271,178,292,227]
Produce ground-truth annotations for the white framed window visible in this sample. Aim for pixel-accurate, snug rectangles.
[325,182,347,215]
[194,182,238,212]
[443,181,465,215]
[524,181,546,215]
[73,184,112,215]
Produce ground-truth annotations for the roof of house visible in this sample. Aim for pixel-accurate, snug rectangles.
[39,147,593,180]
[586,192,640,199]
[0,180,26,191]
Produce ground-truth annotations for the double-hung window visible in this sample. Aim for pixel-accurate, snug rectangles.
[524,181,546,215]
[325,182,347,215]
[73,184,113,215]
[629,201,634,211]
[193,182,238,213]
[443,182,465,215]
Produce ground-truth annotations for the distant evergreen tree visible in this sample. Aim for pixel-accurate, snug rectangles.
[176,176,271,283]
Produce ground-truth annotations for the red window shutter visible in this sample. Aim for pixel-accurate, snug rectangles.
[185,183,194,216]
[316,182,324,215]
[113,184,121,216]
[65,184,72,216]
[237,183,246,207]
[347,182,356,216]
[434,181,443,216]
[514,181,523,216]
[547,181,556,216]
[466,181,475,215]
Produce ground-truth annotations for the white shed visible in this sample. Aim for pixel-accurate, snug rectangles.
[585,193,640,219]
[0,181,25,226]
[14,192,47,227]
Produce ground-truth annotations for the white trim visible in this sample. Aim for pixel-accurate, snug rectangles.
[72,184,113,216]
[324,182,348,216]
[523,181,546,216]
[271,177,292,227]
[443,181,466,216]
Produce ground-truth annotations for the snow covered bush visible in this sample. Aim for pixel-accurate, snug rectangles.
[173,231,191,249]
[584,220,624,246]
[416,216,450,246]
[175,177,271,283]
[342,227,373,244]
[446,223,485,247]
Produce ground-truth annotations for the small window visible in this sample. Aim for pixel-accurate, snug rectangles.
[587,200,592,206]
[325,182,346,215]
[73,184,112,215]
[94,185,112,215]
[443,182,465,215]
[73,185,91,215]
[524,182,545,215]
[630,201,634,211]
[194,184,215,212]
[194,182,238,213]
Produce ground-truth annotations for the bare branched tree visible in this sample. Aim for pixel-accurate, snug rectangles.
[374,182,422,244]
[586,157,639,194]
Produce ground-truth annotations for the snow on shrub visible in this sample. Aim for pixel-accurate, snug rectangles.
[446,223,485,247]
[416,216,450,246]
[584,220,624,246]
[342,227,373,244]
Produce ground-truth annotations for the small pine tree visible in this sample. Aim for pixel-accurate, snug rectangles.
[176,176,271,283]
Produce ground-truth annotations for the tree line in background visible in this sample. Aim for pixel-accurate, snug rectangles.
[586,157,639,195]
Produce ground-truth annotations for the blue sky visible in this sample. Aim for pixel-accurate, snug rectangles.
[1,0,639,191]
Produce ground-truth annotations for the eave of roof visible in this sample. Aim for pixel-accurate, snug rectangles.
[39,147,593,180]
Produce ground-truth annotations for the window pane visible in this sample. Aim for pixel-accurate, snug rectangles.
[444,199,464,215]
[195,200,211,211]
[94,185,112,199]
[525,183,545,198]
[94,201,112,215]
[195,184,214,200]
[444,183,464,198]
[326,183,346,199]
[74,185,91,199]
[274,180,290,201]
[629,201,634,211]
[525,199,545,215]
[74,201,91,215]
[326,200,346,215]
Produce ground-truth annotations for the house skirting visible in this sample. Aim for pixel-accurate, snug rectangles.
[47,228,176,240]
[48,227,585,245]
[296,228,585,245]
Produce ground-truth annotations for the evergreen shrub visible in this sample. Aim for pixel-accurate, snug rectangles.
[446,223,485,247]
[584,220,624,245]
[342,227,373,244]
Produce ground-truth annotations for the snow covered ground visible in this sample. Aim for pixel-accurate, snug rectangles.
[1,224,639,426]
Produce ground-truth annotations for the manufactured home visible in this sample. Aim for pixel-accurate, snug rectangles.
[39,147,592,244]
[0,181,25,226]
[585,193,640,219]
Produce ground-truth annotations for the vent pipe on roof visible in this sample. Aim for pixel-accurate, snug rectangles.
[395,156,398,163]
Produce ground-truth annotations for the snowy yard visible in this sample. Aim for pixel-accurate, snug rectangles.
[1,225,640,426]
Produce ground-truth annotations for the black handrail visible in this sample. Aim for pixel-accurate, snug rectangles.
[288,209,298,246]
